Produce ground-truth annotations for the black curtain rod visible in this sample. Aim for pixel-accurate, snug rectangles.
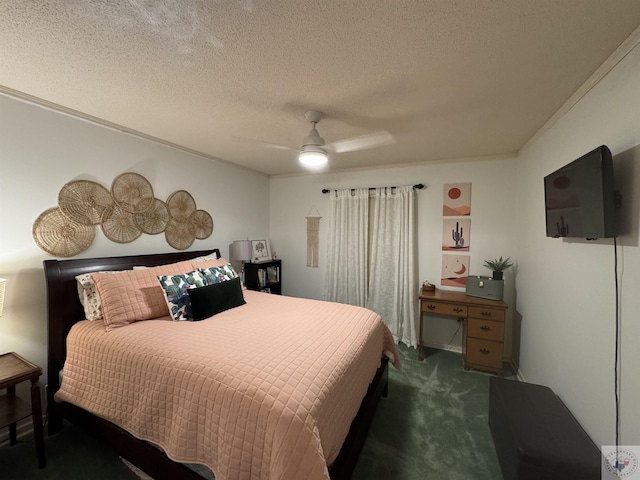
[321,184,424,194]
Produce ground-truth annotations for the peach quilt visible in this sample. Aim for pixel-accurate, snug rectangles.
[55,290,399,480]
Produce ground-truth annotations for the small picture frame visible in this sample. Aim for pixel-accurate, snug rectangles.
[251,239,271,262]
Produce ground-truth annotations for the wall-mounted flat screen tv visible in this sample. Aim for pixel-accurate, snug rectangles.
[544,145,616,239]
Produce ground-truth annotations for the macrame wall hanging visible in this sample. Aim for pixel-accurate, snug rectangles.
[306,205,322,268]
[33,172,214,257]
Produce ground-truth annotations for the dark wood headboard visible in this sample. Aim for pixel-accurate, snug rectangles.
[44,248,220,433]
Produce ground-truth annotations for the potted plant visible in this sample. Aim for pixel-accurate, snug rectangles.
[484,256,513,280]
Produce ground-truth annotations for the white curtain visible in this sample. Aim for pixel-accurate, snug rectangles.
[324,188,369,307]
[366,186,418,347]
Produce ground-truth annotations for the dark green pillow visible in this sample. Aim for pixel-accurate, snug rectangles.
[187,277,246,321]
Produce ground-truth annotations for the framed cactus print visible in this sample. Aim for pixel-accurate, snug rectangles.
[442,219,470,251]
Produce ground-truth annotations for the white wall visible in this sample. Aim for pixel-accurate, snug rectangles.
[270,157,518,355]
[0,94,270,405]
[515,45,640,445]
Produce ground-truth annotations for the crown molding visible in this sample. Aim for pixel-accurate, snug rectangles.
[520,25,640,153]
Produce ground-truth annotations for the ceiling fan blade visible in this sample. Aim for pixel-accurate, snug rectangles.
[231,136,297,151]
[328,131,395,153]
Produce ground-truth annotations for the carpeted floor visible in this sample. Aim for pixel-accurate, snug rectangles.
[0,344,504,479]
[352,344,504,480]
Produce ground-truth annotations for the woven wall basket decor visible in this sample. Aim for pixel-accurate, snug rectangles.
[101,204,143,243]
[165,217,196,250]
[133,198,170,235]
[112,172,154,213]
[189,209,214,240]
[58,180,113,225]
[33,207,95,257]
[34,172,215,256]
[167,190,196,220]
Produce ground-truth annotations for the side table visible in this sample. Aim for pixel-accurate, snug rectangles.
[0,352,46,468]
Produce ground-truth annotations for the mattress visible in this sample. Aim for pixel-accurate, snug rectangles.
[55,290,399,480]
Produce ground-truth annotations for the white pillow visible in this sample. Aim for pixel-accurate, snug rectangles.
[190,252,221,262]
[76,270,125,320]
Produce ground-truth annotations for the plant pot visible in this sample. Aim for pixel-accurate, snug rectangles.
[492,271,504,281]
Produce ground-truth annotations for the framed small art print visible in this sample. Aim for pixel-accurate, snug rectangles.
[251,239,271,262]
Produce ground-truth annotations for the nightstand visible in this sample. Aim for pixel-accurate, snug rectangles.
[244,259,282,294]
[0,352,46,468]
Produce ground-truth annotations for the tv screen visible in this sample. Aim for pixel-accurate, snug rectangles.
[544,145,616,239]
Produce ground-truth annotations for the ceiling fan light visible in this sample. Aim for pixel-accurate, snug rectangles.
[299,147,328,167]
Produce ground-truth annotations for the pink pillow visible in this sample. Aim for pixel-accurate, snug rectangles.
[92,260,194,330]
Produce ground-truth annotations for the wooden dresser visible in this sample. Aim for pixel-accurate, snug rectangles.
[418,289,507,375]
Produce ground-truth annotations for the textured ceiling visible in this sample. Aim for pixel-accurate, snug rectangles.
[1,1,640,176]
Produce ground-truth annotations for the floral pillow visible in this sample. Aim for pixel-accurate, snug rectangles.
[198,263,238,285]
[158,270,207,321]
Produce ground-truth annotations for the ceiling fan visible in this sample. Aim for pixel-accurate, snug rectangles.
[232,111,395,168]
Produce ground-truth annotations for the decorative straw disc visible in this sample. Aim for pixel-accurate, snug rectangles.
[112,173,154,213]
[167,190,196,220]
[101,204,142,243]
[33,207,95,257]
[134,198,170,235]
[189,209,214,239]
[165,217,196,250]
[58,180,112,225]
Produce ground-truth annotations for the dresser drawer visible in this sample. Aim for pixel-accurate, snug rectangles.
[467,318,504,342]
[468,306,505,322]
[421,301,467,317]
[466,338,503,369]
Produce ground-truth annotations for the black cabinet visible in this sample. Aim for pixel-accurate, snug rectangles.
[244,260,281,294]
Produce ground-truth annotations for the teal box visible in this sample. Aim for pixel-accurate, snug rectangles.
[465,276,504,301]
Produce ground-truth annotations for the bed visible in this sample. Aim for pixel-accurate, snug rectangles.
[45,249,398,480]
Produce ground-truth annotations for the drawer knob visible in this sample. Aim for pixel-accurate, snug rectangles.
[481,311,492,316]
[479,348,490,354]
[427,304,436,310]
[480,325,491,331]
[453,307,463,313]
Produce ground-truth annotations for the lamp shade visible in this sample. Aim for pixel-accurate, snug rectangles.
[231,240,253,262]
[0,278,5,317]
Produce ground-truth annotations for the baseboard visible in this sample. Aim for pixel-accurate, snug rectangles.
[510,359,525,382]
[422,341,463,354]
[0,418,35,447]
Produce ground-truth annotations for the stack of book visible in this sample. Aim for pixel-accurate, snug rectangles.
[257,266,280,286]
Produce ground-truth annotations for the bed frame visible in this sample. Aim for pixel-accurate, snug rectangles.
[45,249,389,480]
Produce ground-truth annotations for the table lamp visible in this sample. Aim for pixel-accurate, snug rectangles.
[231,240,253,284]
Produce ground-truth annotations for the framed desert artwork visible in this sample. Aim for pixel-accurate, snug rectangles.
[441,254,469,288]
[443,183,471,216]
[442,219,470,251]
